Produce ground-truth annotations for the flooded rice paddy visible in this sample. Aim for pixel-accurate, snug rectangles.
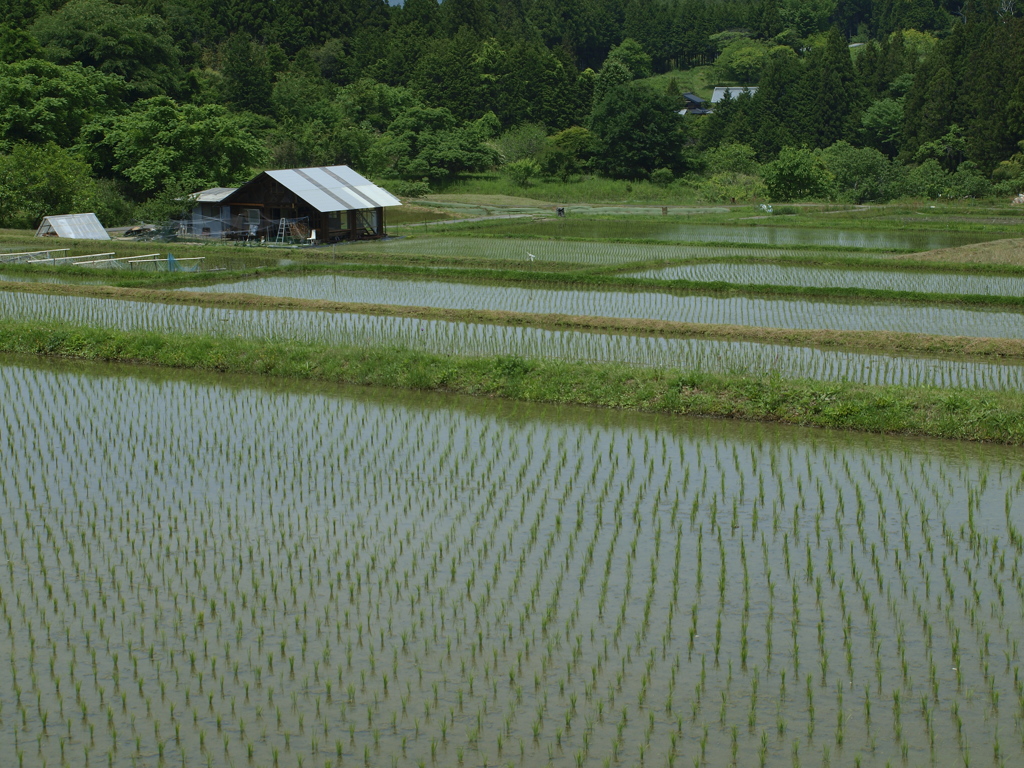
[181,274,1024,340]
[628,264,1024,297]
[477,220,1007,252]
[2,358,1023,768]
[4,290,1024,390]
[340,238,868,266]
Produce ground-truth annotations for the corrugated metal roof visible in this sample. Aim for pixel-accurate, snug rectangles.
[710,86,758,103]
[263,166,402,212]
[35,213,110,240]
[193,187,237,203]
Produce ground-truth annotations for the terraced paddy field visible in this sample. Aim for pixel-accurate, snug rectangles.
[3,206,1024,768]
[629,263,1024,296]
[4,288,1024,391]
[180,274,1024,339]
[2,357,1023,768]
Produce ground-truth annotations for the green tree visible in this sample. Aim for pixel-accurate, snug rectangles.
[591,58,631,109]
[440,0,489,36]
[214,0,275,41]
[0,59,124,149]
[220,33,274,114]
[0,24,41,62]
[494,123,548,164]
[904,158,948,198]
[715,38,770,83]
[590,82,687,179]
[367,106,499,181]
[412,30,486,121]
[780,0,836,37]
[80,96,266,196]
[32,0,182,99]
[270,118,374,170]
[913,124,967,173]
[270,67,335,123]
[703,143,760,175]
[0,0,42,27]
[762,146,834,200]
[591,37,652,109]
[503,158,541,187]
[797,28,858,148]
[752,0,783,38]
[333,78,419,132]
[820,140,903,201]
[746,46,799,158]
[859,98,903,156]
[0,142,96,227]
[541,126,598,180]
[901,57,956,160]
[946,161,991,198]
[602,38,652,80]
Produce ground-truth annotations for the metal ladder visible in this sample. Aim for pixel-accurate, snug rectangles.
[274,218,289,244]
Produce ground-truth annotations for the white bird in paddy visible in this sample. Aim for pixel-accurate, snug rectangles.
[527,252,536,262]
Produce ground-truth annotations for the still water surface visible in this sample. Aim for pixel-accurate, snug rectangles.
[1,357,1022,767]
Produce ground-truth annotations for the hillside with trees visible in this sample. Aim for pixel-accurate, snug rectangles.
[1,0,1023,226]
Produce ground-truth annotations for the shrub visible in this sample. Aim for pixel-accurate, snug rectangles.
[650,168,674,186]
[945,161,991,199]
[703,143,760,176]
[503,159,541,188]
[904,159,947,199]
[762,146,834,201]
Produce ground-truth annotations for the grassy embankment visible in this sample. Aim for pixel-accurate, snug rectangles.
[4,281,1024,363]
[2,317,1022,444]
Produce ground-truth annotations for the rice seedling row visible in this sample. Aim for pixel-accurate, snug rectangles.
[0,273,101,286]
[5,291,1024,391]
[179,274,1024,340]
[629,263,1024,298]
[2,360,1023,767]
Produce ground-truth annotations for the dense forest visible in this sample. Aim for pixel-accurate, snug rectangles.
[1,0,1023,226]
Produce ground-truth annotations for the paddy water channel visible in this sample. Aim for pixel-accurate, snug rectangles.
[1,357,1023,767]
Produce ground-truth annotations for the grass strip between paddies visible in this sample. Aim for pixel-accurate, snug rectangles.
[2,319,1023,445]
[4,280,1024,363]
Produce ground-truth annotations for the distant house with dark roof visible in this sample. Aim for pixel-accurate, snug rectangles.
[184,166,402,243]
[678,92,712,116]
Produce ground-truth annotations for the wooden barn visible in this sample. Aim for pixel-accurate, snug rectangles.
[213,166,401,243]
